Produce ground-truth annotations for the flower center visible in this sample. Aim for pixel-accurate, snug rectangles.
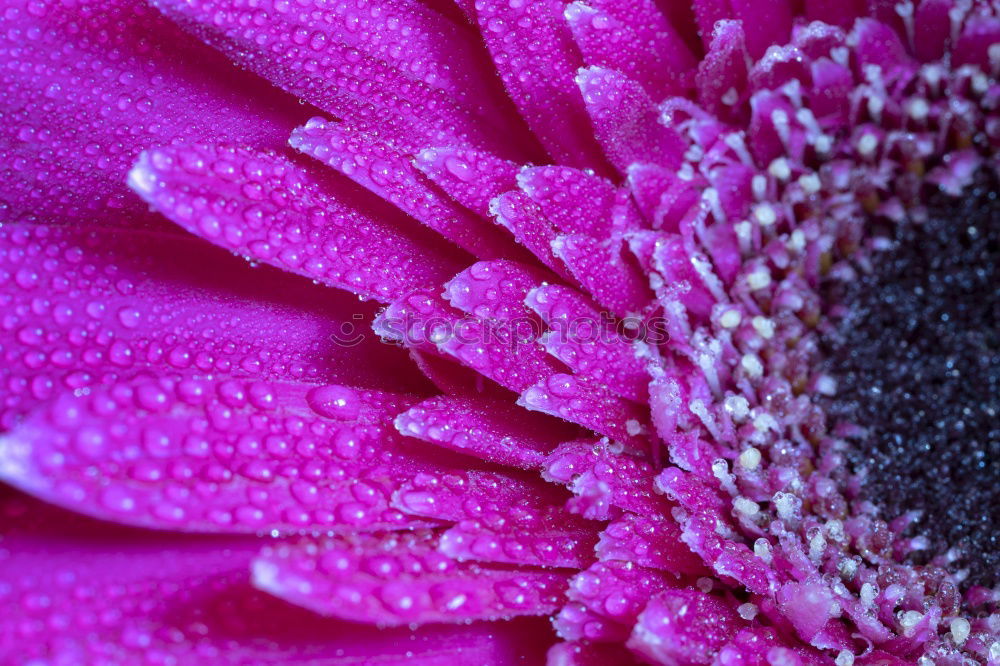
[822,172,1000,587]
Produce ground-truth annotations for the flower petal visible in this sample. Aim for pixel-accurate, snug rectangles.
[149,0,525,155]
[0,223,419,428]
[1,490,537,665]
[0,378,439,533]
[128,143,464,302]
[543,440,667,519]
[526,284,651,403]
[565,0,696,99]
[253,531,569,625]
[473,0,610,169]
[290,119,525,259]
[0,0,303,225]
[628,588,746,665]
[596,512,707,575]
[395,395,574,469]
[576,66,688,174]
[413,147,521,218]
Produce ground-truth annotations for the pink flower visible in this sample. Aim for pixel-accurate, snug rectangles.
[1,0,998,664]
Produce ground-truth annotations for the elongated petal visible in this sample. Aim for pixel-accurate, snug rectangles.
[440,512,598,569]
[527,284,651,402]
[576,67,687,174]
[0,223,420,428]
[1,491,538,665]
[414,147,521,218]
[150,0,524,155]
[521,378,652,453]
[473,0,609,169]
[128,144,464,302]
[0,0,303,226]
[628,589,746,664]
[565,0,696,99]
[0,378,437,533]
[290,119,524,259]
[254,532,569,625]
[597,512,707,575]
[395,395,574,469]
[543,440,667,519]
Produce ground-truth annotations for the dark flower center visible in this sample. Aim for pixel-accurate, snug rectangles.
[823,172,1000,588]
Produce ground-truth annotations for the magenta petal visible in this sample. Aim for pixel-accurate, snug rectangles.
[440,510,599,569]
[563,562,679,640]
[804,0,868,29]
[576,67,688,174]
[0,223,420,428]
[128,143,463,302]
[0,378,437,533]
[628,588,746,665]
[520,377,652,453]
[414,147,521,218]
[548,641,642,666]
[518,166,619,237]
[527,284,651,403]
[552,233,653,318]
[492,191,574,278]
[379,288,563,393]
[543,440,668,519]
[396,395,572,469]
[150,0,522,154]
[473,0,609,169]
[597,512,707,576]
[565,0,696,100]
[1,491,539,665]
[0,0,303,226]
[253,531,569,625]
[444,260,554,323]
[290,119,523,259]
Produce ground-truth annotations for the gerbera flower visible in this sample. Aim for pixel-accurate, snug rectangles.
[1,0,998,663]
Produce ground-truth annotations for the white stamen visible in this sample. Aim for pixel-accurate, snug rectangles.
[950,618,971,645]
[741,353,764,378]
[751,316,774,339]
[738,446,761,469]
[768,158,791,181]
[719,309,742,329]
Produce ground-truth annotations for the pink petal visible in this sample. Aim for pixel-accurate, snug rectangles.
[696,20,751,121]
[804,0,868,29]
[395,395,574,469]
[596,512,707,575]
[552,233,653,318]
[150,0,525,155]
[628,588,746,665]
[1,490,543,664]
[414,147,521,218]
[473,0,609,169]
[913,0,953,63]
[443,260,554,323]
[290,119,524,259]
[254,531,569,625]
[492,191,573,278]
[440,510,599,569]
[714,627,827,666]
[0,0,303,226]
[527,284,651,403]
[128,143,464,302]
[518,166,619,237]
[543,440,667,519]
[378,288,564,393]
[576,67,688,174]
[392,468,572,524]
[693,0,794,58]
[548,641,642,666]
[520,378,652,453]
[0,223,421,429]
[0,378,440,533]
[953,14,1000,70]
[563,562,680,639]
[565,0,696,99]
